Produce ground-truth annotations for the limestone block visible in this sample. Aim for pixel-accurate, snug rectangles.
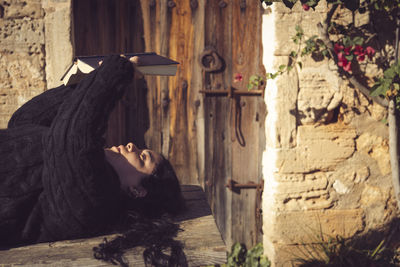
[277,173,328,195]
[267,209,365,245]
[274,6,328,56]
[297,68,342,124]
[0,51,45,128]
[43,0,73,88]
[279,191,333,211]
[275,172,334,211]
[274,1,330,14]
[356,133,390,175]
[0,18,44,45]
[272,57,298,148]
[331,162,370,185]
[1,0,43,19]
[332,180,350,194]
[276,125,356,173]
[273,12,302,56]
[360,184,388,206]
[361,184,391,227]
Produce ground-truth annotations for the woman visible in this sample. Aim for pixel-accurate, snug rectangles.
[0,55,185,265]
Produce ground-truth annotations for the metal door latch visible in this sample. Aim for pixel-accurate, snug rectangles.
[225,179,264,192]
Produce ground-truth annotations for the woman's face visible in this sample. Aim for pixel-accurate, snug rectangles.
[104,142,162,194]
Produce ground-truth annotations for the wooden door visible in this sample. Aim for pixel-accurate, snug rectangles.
[140,0,265,248]
[73,0,147,147]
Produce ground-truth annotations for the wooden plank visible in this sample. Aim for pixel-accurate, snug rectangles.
[203,0,233,248]
[141,0,162,153]
[168,0,199,185]
[230,0,265,248]
[0,185,226,267]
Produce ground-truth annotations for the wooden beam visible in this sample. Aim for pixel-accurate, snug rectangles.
[0,185,226,267]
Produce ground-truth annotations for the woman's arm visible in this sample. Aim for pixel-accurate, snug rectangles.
[7,84,76,128]
[39,55,134,240]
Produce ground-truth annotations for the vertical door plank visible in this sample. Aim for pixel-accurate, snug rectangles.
[191,0,206,188]
[168,0,199,185]
[203,0,233,248]
[230,0,264,247]
[140,0,162,153]
[73,0,145,147]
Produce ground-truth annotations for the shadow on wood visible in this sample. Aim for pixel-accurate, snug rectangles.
[0,185,226,267]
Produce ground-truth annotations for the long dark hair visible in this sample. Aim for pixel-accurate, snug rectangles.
[93,156,187,267]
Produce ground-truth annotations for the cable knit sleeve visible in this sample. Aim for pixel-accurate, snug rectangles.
[39,55,134,241]
[8,84,76,128]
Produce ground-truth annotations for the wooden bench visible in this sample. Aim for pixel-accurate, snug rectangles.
[0,185,226,266]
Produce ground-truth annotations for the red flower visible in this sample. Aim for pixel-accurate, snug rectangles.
[353,45,365,62]
[334,43,344,54]
[343,60,352,72]
[337,52,352,72]
[234,73,243,83]
[302,4,310,11]
[353,45,363,55]
[365,46,375,60]
[344,46,352,55]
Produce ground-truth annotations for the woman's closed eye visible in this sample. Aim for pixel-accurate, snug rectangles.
[140,152,147,163]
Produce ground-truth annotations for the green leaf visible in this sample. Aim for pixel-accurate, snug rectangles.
[384,67,396,80]
[394,83,400,91]
[289,51,297,57]
[295,25,303,34]
[353,36,364,45]
[227,243,246,266]
[287,65,293,72]
[345,54,354,61]
[370,84,387,97]
[279,65,286,71]
[249,75,259,82]
[297,62,303,69]
[342,36,353,47]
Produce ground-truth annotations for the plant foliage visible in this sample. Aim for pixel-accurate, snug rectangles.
[226,243,271,267]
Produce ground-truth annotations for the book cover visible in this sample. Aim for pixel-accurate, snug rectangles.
[61,52,179,86]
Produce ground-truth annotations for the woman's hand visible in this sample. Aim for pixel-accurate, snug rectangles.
[127,55,143,79]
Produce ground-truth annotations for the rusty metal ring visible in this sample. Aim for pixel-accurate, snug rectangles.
[199,48,223,72]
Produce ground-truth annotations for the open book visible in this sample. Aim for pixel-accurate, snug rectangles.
[61,52,179,86]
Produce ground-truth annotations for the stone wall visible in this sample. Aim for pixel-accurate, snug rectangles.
[0,0,72,128]
[261,2,397,266]
[0,0,46,128]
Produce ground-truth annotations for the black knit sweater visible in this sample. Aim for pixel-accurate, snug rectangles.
[0,55,134,247]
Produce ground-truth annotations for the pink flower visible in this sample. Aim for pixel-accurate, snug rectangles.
[353,45,363,55]
[337,52,352,72]
[343,60,352,72]
[365,46,375,60]
[353,45,365,62]
[302,4,310,11]
[234,73,243,83]
[334,43,344,54]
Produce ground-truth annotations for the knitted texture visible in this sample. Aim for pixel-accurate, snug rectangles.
[0,55,134,246]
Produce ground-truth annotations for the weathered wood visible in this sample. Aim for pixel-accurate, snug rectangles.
[203,0,234,249]
[0,185,226,267]
[167,0,199,185]
[73,0,146,147]
[230,0,265,247]
[140,0,162,152]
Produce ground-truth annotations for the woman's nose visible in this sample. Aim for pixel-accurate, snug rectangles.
[126,142,134,152]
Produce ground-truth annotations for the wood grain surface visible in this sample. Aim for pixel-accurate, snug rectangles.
[0,185,226,267]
